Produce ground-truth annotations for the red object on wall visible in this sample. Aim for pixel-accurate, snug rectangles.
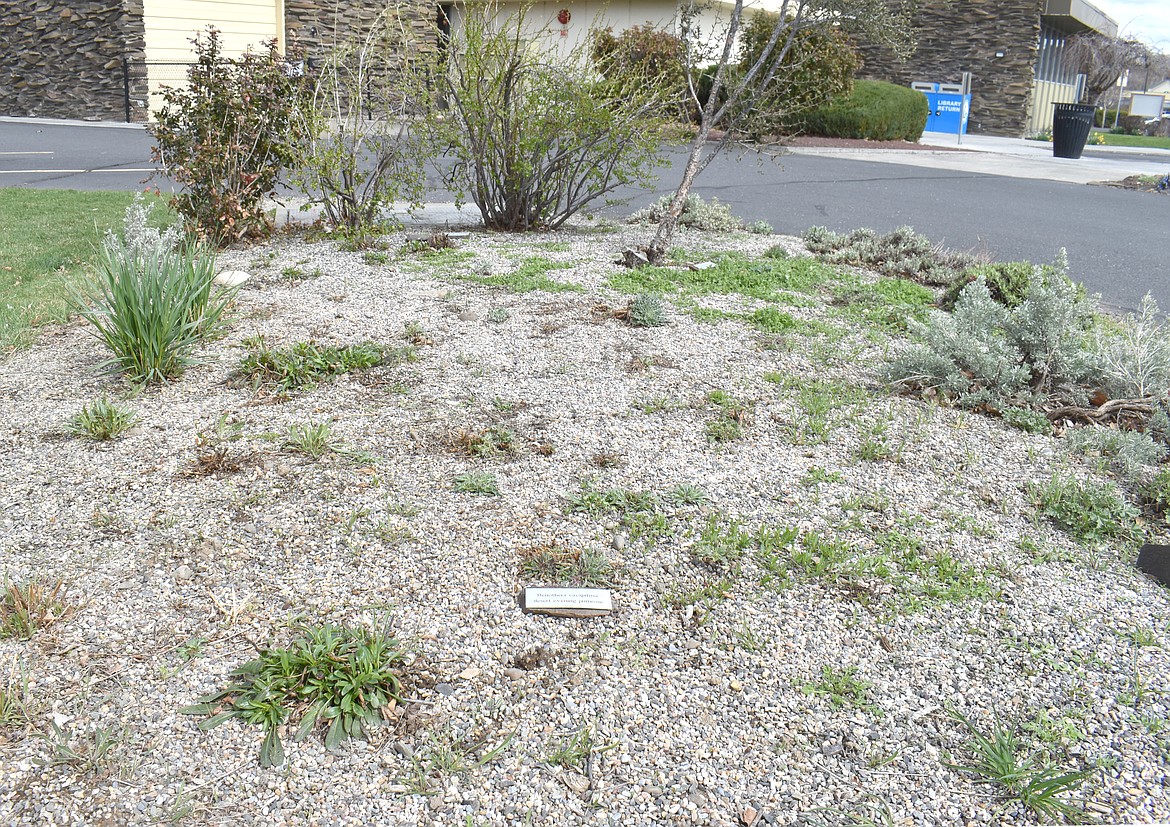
[557,8,571,25]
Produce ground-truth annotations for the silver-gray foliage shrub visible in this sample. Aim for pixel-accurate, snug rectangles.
[803,225,977,285]
[627,293,668,327]
[629,194,745,232]
[1002,252,1096,391]
[1094,294,1170,402]
[886,253,1096,407]
[106,193,183,265]
[1065,425,1168,483]
[886,279,1029,406]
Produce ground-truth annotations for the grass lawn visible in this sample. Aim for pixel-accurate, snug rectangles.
[1098,132,1170,150]
[0,188,171,352]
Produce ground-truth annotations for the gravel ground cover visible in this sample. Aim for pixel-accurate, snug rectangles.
[1,219,1168,826]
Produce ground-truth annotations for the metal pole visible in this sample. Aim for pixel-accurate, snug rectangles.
[122,54,131,123]
[958,72,971,145]
[1113,71,1126,130]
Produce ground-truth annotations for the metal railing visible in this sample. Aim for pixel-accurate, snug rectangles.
[123,57,198,121]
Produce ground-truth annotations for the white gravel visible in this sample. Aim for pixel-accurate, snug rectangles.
[1,219,1168,826]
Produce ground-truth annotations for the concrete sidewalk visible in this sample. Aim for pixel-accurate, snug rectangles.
[268,197,477,231]
[789,130,1170,185]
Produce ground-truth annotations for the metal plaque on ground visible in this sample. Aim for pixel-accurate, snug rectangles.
[519,587,613,618]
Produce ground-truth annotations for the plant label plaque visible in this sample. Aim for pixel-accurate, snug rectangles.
[519,587,612,618]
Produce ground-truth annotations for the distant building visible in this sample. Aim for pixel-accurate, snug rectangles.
[0,0,433,122]
[1,0,787,122]
[856,0,1117,137]
[4,0,1119,134]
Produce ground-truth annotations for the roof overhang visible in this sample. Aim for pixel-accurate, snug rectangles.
[1041,0,1117,37]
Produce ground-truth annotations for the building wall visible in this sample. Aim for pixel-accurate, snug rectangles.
[855,0,1045,137]
[1029,78,1080,132]
[284,0,438,63]
[0,0,148,121]
[443,1,756,66]
[143,0,282,62]
[138,0,283,115]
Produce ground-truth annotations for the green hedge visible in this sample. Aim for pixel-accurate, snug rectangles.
[802,80,928,141]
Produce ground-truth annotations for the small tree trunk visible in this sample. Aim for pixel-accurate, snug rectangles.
[644,128,709,264]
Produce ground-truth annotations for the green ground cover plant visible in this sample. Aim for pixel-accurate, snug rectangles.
[181,622,408,767]
[545,725,613,770]
[692,515,797,570]
[458,257,583,293]
[0,189,167,352]
[802,665,876,712]
[609,250,831,301]
[1000,406,1053,435]
[567,480,658,518]
[832,276,934,333]
[453,471,500,495]
[1030,473,1140,545]
[284,421,338,458]
[66,398,137,441]
[238,338,408,392]
[703,389,753,442]
[768,375,870,444]
[667,483,710,506]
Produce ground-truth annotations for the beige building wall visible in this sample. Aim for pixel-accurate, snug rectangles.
[142,0,283,113]
[467,0,766,62]
[1028,79,1080,133]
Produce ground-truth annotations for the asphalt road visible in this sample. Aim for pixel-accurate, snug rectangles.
[2,120,1166,312]
[0,121,165,192]
[617,148,1170,313]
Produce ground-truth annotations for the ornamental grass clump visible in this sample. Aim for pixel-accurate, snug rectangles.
[74,199,236,385]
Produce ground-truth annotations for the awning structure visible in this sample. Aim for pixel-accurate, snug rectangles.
[1041,0,1117,37]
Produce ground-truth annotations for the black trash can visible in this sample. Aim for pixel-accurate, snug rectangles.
[1052,103,1095,159]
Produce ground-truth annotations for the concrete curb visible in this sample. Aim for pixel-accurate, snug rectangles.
[0,116,146,129]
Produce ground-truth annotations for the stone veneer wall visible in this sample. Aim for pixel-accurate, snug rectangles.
[284,0,439,64]
[0,0,149,122]
[855,0,1044,137]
